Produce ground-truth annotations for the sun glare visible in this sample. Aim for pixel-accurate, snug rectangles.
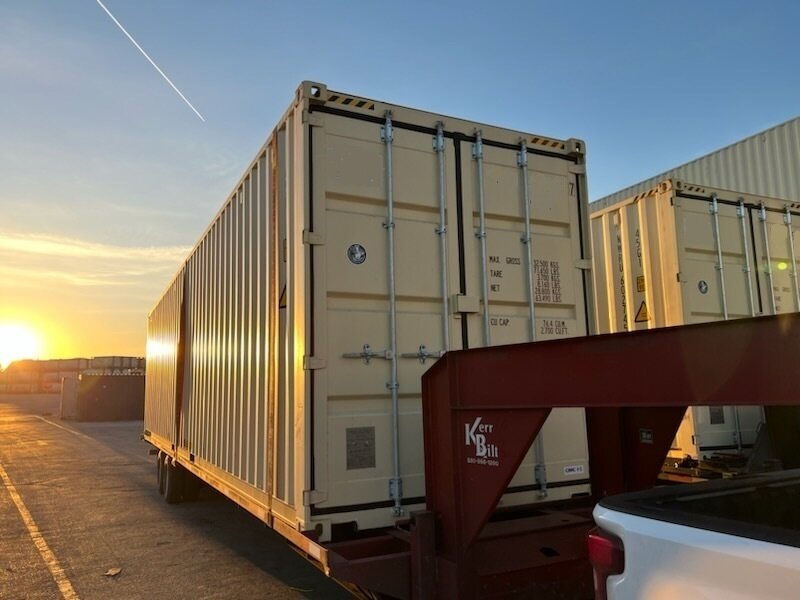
[0,323,42,369]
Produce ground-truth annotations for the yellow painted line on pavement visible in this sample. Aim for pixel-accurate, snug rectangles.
[0,462,80,599]
[33,416,93,441]
[33,416,152,464]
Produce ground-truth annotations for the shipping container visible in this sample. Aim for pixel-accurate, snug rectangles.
[61,377,78,420]
[590,179,800,458]
[596,116,800,207]
[59,358,83,371]
[73,375,144,421]
[145,81,594,541]
[90,357,113,369]
[45,358,83,372]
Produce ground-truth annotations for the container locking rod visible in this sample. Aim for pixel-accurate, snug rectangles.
[473,130,491,346]
[784,207,800,311]
[434,122,450,353]
[518,138,546,497]
[759,204,777,314]
[737,200,756,317]
[382,110,403,516]
[709,195,729,320]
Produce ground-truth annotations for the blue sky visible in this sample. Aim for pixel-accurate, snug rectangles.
[1,0,799,357]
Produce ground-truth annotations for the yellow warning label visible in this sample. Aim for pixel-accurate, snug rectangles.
[636,276,646,293]
[634,301,650,323]
[279,285,286,309]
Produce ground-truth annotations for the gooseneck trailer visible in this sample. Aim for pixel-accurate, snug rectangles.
[149,301,800,597]
[145,82,800,598]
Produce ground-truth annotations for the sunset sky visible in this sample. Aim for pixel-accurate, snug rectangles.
[1,1,799,362]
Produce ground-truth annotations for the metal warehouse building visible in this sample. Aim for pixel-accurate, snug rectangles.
[594,116,800,207]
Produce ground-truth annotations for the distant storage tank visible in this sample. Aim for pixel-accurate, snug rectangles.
[145,81,594,540]
[595,116,800,207]
[590,179,800,458]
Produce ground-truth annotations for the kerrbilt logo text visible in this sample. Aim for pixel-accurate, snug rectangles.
[464,417,499,466]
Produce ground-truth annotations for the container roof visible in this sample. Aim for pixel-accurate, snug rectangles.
[594,116,800,206]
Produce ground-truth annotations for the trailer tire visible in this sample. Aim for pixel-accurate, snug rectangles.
[163,458,182,504]
[156,451,165,495]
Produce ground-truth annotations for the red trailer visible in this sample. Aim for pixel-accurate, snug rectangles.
[323,312,800,598]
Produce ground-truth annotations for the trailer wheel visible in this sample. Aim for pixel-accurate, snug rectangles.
[163,458,183,504]
[156,451,165,495]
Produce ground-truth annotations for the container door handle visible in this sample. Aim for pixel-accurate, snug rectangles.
[342,344,393,364]
[400,345,443,364]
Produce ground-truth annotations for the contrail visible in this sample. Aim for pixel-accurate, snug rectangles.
[95,0,205,122]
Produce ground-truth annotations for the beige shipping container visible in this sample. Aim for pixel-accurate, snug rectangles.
[145,82,594,542]
[590,178,800,459]
[596,116,800,207]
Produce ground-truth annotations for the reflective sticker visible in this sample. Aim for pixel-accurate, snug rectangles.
[347,243,367,265]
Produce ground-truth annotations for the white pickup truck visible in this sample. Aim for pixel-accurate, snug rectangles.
[588,469,800,600]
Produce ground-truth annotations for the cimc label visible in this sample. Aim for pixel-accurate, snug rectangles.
[464,417,499,467]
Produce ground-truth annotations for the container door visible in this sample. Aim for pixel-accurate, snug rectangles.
[675,197,759,322]
[309,114,463,519]
[751,206,800,315]
[309,113,592,521]
[459,139,591,503]
[673,193,766,458]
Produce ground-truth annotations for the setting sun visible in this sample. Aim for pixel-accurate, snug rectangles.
[0,323,42,369]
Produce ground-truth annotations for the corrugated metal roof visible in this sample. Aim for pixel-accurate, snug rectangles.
[593,116,800,207]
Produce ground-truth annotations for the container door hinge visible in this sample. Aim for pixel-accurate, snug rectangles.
[303,356,326,370]
[303,489,327,506]
[302,110,324,127]
[302,230,325,245]
[568,163,586,175]
[574,259,592,270]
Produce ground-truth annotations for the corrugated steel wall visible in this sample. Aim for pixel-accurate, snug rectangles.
[595,116,800,208]
[145,270,184,441]
[181,147,272,491]
[180,145,270,490]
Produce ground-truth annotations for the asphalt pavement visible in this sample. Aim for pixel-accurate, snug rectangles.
[0,395,350,600]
